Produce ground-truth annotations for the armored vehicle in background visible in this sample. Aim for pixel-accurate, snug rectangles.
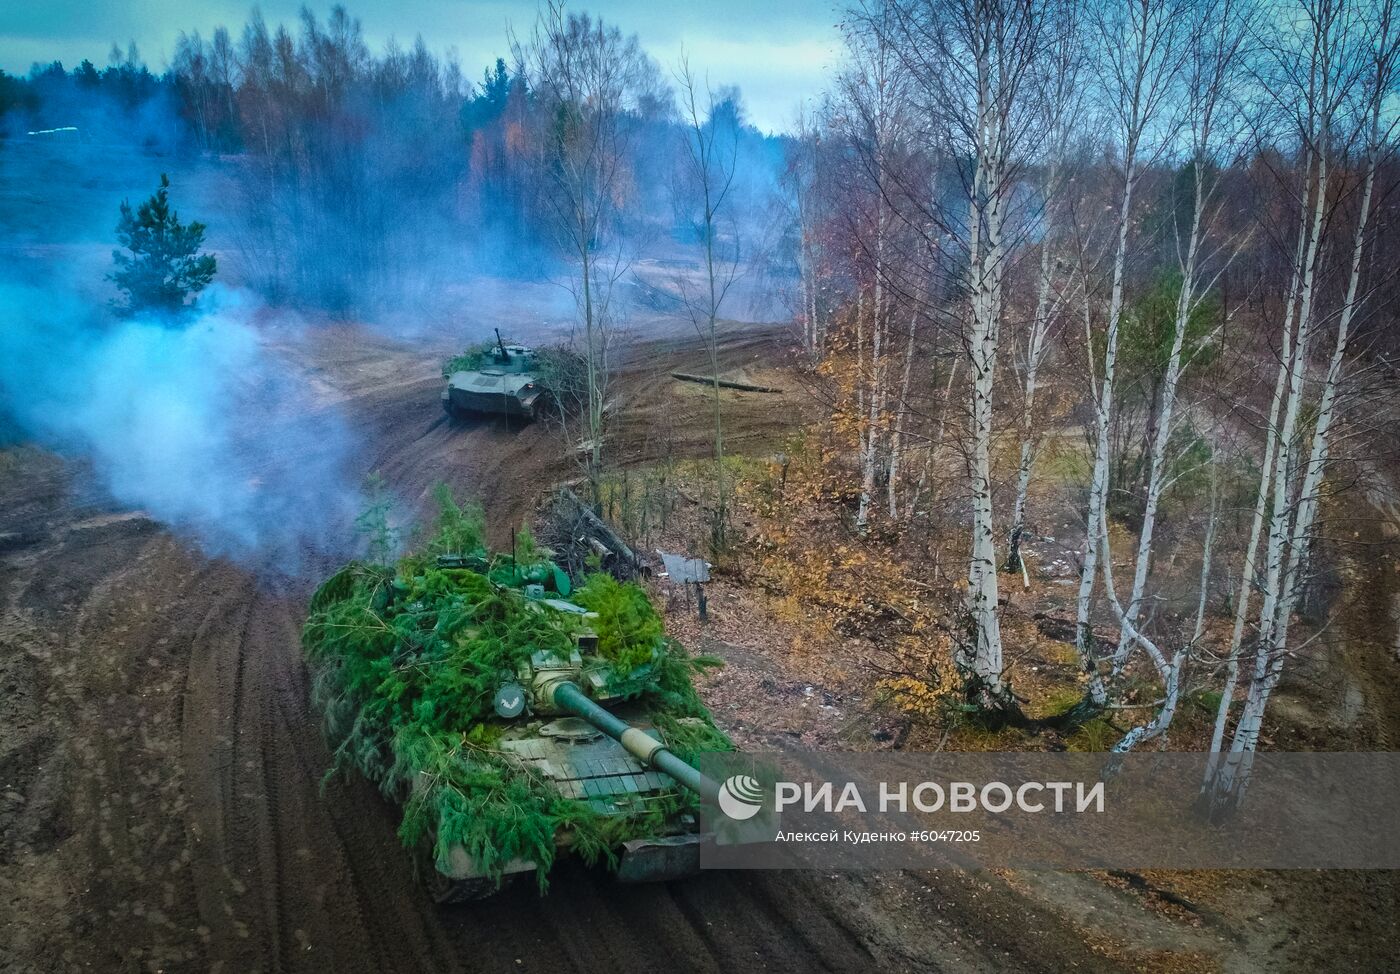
[442,330,549,421]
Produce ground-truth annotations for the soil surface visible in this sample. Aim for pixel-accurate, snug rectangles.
[0,323,1389,973]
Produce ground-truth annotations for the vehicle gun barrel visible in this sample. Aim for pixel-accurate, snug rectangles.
[548,680,721,804]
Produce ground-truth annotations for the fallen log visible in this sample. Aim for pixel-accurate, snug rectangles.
[669,371,783,394]
[555,487,644,576]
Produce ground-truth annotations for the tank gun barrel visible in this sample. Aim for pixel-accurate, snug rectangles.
[548,681,721,804]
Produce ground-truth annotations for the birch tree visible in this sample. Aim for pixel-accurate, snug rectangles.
[1111,0,1252,685]
[673,60,742,551]
[787,105,828,360]
[887,270,928,520]
[519,3,654,498]
[1073,0,1189,711]
[1208,0,1397,806]
[1005,3,1084,574]
[892,0,1045,711]
[838,5,916,534]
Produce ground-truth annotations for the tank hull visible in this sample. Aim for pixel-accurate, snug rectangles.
[430,833,704,903]
[614,834,705,883]
[430,713,705,901]
[442,384,542,419]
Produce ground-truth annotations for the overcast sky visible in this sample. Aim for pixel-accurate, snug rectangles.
[0,0,843,134]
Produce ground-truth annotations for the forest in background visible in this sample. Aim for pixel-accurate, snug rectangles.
[0,4,788,317]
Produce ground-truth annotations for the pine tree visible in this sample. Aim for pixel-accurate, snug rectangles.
[109,173,216,315]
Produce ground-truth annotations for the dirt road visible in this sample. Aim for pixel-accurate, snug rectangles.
[0,325,1185,974]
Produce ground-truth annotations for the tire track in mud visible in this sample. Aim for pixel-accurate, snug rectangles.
[243,588,465,974]
[176,571,465,974]
[180,569,263,971]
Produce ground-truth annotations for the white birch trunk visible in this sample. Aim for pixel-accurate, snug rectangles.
[1211,0,1393,803]
[1229,129,1379,765]
[1113,157,1206,669]
[1093,494,1184,750]
[857,210,887,533]
[1255,154,1329,659]
[1007,236,1058,572]
[1073,0,1188,714]
[888,304,919,518]
[1073,169,1133,707]
[1203,234,1298,786]
[961,66,1008,704]
[1192,457,1221,644]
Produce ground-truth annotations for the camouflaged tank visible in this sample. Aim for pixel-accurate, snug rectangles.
[441,331,549,421]
[424,553,722,903]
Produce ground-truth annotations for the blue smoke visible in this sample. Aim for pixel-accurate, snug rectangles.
[0,280,364,569]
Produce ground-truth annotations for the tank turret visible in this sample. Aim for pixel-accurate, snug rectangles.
[509,653,720,803]
[423,555,724,901]
[303,500,730,906]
